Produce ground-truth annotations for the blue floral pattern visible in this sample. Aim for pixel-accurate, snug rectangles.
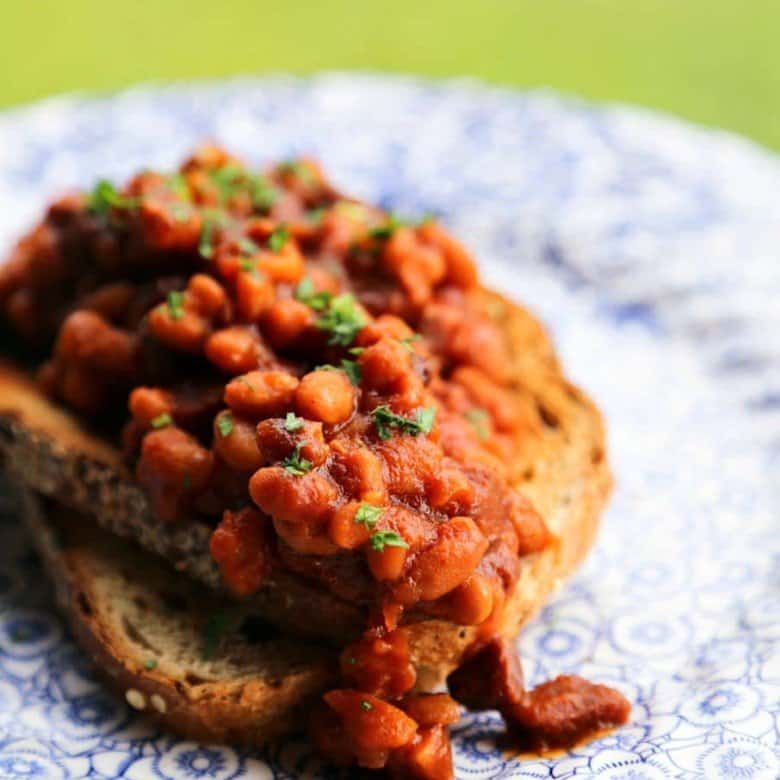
[0,74,778,778]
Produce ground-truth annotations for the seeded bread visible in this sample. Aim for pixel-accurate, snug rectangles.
[0,289,612,687]
[18,487,337,745]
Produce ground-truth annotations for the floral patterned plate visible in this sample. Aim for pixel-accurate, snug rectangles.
[0,74,778,779]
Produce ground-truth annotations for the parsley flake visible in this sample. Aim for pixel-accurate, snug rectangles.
[249,175,278,211]
[369,213,403,240]
[198,212,224,259]
[354,503,383,529]
[401,334,422,352]
[315,293,366,346]
[371,405,436,440]
[295,277,332,311]
[306,207,326,225]
[209,165,246,202]
[369,531,409,553]
[284,412,305,432]
[201,610,234,660]
[151,412,173,429]
[279,160,315,185]
[216,412,234,438]
[465,408,490,440]
[360,700,373,711]
[144,658,158,670]
[166,290,184,321]
[282,443,312,476]
[87,180,138,215]
[238,237,260,256]
[268,225,290,252]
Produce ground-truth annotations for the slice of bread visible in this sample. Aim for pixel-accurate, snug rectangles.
[0,288,612,688]
[17,486,337,746]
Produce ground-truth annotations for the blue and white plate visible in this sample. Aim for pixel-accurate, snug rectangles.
[0,74,778,779]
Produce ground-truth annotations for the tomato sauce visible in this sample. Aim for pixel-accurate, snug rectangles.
[0,146,630,778]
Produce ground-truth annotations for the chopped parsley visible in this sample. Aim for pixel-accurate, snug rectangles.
[401,334,422,352]
[150,412,173,430]
[238,237,260,256]
[198,211,224,259]
[238,376,257,392]
[166,290,184,321]
[306,207,326,225]
[249,175,279,211]
[316,359,362,387]
[371,405,436,440]
[354,503,383,529]
[368,213,403,240]
[209,165,246,202]
[216,412,234,438]
[268,225,290,252]
[369,531,409,553]
[201,610,234,660]
[144,658,158,670]
[282,443,312,476]
[315,293,366,346]
[339,359,362,386]
[239,258,259,275]
[171,203,191,223]
[348,346,365,356]
[295,277,332,311]
[465,408,490,440]
[87,180,138,215]
[284,412,305,432]
[165,173,191,201]
[360,700,373,712]
[279,159,315,185]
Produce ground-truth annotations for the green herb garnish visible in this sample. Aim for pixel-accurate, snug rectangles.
[294,277,332,311]
[371,405,436,440]
[144,658,158,670]
[209,165,246,202]
[279,160,315,185]
[216,411,234,438]
[306,207,326,225]
[354,503,383,529]
[201,610,234,660]
[284,412,305,432]
[166,173,191,201]
[316,359,361,386]
[198,212,224,259]
[465,408,490,440]
[268,225,290,252]
[238,237,260,256]
[339,359,362,386]
[401,334,421,352]
[315,293,366,346]
[151,412,173,430]
[360,700,373,711]
[282,443,312,476]
[369,531,409,553]
[87,180,138,215]
[368,213,403,240]
[249,175,279,211]
[166,290,184,321]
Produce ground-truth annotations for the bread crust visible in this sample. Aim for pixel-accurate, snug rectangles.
[0,289,612,688]
[19,487,338,746]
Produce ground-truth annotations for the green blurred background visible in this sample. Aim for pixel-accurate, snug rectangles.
[3,0,779,149]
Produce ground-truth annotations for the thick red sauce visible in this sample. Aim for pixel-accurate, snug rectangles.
[0,147,629,777]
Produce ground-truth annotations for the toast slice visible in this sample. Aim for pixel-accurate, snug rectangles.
[0,288,612,686]
[17,486,337,746]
